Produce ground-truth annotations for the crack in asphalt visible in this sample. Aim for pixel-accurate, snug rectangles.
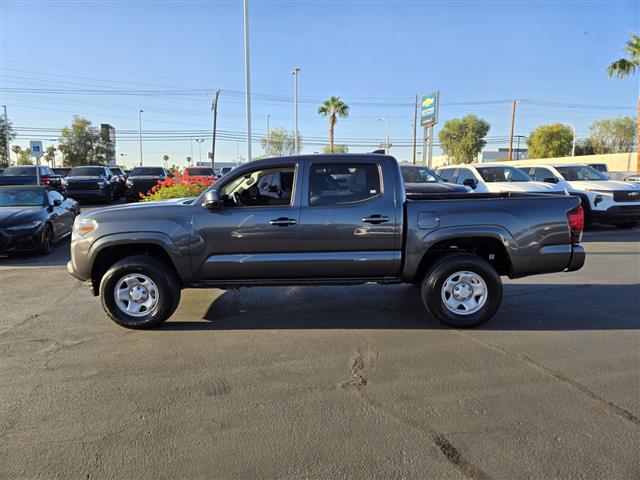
[344,334,493,480]
[455,331,640,427]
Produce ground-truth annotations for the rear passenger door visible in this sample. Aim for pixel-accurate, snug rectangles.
[297,160,401,277]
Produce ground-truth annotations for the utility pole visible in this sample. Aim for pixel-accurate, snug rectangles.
[292,67,300,154]
[138,109,144,166]
[2,105,10,166]
[211,89,220,169]
[508,100,517,161]
[266,114,270,155]
[243,0,252,162]
[190,140,194,164]
[412,95,418,165]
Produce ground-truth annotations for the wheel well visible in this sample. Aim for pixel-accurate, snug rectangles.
[91,243,180,295]
[414,237,511,281]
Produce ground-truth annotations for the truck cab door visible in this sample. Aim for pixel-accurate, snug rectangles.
[191,162,303,280]
[296,159,402,277]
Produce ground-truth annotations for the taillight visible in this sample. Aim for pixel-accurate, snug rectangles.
[41,177,50,185]
[567,205,584,244]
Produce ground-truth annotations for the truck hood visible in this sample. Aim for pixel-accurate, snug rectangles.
[405,182,470,193]
[486,181,562,193]
[66,176,102,182]
[85,197,190,217]
[565,180,640,192]
[0,206,42,227]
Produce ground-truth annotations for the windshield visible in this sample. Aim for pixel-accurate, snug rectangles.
[1,166,36,176]
[0,188,46,206]
[401,166,442,183]
[69,167,105,177]
[556,165,608,181]
[110,168,124,175]
[476,166,532,182]
[130,167,165,176]
[187,168,215,176]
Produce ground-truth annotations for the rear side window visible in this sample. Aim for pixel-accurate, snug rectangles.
[309,163,380,206]
[438,168,456,182]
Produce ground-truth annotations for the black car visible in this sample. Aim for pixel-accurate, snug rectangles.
[125,166,170,202]
[52,167,72,178]
[0,166,64,191]
[108,167,127,197]
[63,165,119,203]
[0,186,80,255]
[400,164,471,194]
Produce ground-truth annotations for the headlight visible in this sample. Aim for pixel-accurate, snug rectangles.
[61,179,68,187]
[72,218,98,238]
[126,179,133,186]
[5,221,43,232]
[97,181,106,187]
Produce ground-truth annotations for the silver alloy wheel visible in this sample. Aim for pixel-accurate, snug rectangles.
[114,274,159,317]
[441,270,488,316]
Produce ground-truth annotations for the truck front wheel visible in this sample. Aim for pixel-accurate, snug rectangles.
[99,255,181,329]
[421,254,502,328]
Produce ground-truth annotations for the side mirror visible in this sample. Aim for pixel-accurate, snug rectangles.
[463,178,477,189]
[543,177,559,184]
[202,190,221,209]
[52,199,63,206]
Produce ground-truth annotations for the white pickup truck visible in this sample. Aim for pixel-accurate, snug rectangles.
[519,163,640,228]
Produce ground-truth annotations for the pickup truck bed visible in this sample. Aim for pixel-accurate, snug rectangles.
[68,154,585,329]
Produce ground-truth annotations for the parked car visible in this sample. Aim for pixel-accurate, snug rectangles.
[108,167,127,198]
[400,164,471,194]
[68,154,585,330]
[609,171,640,184]
[63,165,119,203]
[437,164,564,194]
[0,186,80,255]
[587,163,609,176]
[185,166,219,180]
[52,167,72,178]
[125,166,171,202]
[519,163,640,228]
[0,166,63,191]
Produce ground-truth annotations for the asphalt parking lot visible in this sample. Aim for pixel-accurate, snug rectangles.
[1,211,638,479]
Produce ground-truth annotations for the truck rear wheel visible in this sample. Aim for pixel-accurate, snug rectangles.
[421,254,502,328]
[99,255,181,329]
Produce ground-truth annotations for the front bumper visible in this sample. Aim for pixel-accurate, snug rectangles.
[591,205,640,224]
[65,189,107,200]
[0,226,45,253]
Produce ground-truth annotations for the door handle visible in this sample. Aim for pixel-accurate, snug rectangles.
[269,217,297,226]
[362,215,390,224]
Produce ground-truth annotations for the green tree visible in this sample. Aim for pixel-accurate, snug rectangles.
[0,116,16,168]
[318,96,349,153]
[58,116,102,166]
[260,128,300,157]
[589,116,636,154]
[607,32,639,170]
[322,144,348,154]
[527,124,574,159]
[12,146,33,165]
[438,114,490,164]
[574,138,596,156]
[44,146,57,166]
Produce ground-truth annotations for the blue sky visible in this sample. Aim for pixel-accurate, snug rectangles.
[1,0,638,167]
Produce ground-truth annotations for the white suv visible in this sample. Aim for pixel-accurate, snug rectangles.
[437,164,564,194]
[520,163,640,228]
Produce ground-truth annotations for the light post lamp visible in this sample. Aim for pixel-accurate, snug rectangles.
[377,117,390,153]
[138,109,144,166]
[292,68,300,154]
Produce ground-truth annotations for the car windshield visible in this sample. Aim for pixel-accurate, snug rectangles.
[68,167,105,177]
[187,168,215,176]
[0,188,45,206]
[556,165,608,181]
[401,166,442,183]
[130,167,165,176]
[1,166,36,176]
[476,166,532,182]
[110,168,124,175]
[52,168,70,176]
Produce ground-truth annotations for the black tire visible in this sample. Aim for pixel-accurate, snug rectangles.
[421,253,502,328]
[37,224,54,255]
[99,255,181,329]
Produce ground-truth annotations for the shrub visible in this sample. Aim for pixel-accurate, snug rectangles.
[140,172,216,201]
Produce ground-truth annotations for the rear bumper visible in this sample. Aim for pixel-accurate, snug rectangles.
[591,205,640,224]
[566,245,585,272]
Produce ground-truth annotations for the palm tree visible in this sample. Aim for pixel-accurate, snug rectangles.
[607,33,640,170]
[318,96,349,153]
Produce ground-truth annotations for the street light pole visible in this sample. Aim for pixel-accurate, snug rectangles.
[195,139,205,162]
[243,0,252,162]
[565,123,576,157]
[211,89,220,169]
[138,109,144,166]
[377,117,390,153]
[2,105,10,166]
[266,114,271,155]
[292,68,300,154]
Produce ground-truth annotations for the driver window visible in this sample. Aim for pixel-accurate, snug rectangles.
[220,166,295,207]
[456,168,476,185]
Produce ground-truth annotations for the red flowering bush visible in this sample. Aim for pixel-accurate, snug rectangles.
[141,172,216,201]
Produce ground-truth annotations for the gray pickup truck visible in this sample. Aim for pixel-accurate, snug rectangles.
[68,154,585,329]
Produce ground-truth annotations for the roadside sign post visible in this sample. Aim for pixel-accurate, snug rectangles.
[420,92,439,168]
[29,141,43,185]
